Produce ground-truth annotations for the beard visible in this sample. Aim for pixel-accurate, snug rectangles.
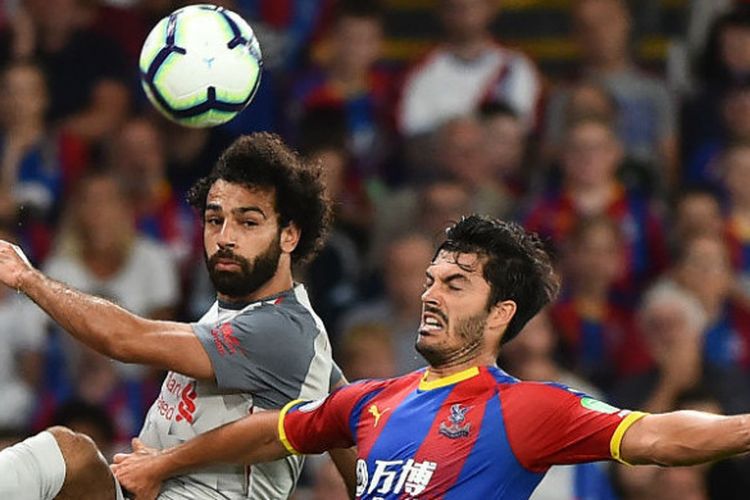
[206,234,282,299]
[415,311,488,369]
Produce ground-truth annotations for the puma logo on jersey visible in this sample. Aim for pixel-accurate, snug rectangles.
[368,404,390,427]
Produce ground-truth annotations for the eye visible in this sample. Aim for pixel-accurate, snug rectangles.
[242,220,259,227]
[206,216,222,226]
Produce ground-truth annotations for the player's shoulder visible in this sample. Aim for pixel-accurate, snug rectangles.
[496,373,596,410]
[231,286,319,335]
[337,370,423,400]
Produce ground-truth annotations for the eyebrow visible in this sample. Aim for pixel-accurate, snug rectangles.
[424,270,470,284]
[204,203,267,219]
[443,273,469,284]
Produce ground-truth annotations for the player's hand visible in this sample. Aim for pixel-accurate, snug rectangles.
[111,438,164,500]
[0,240,34,290]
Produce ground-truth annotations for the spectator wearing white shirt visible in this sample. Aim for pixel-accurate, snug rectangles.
[397,0,542,138]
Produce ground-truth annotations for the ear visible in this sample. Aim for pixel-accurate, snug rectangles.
[487,300,517,331]
[280,222,301,254]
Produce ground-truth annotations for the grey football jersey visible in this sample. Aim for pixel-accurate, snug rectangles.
[138,284,341,499]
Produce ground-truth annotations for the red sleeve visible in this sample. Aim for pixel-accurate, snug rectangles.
[278,380,382,454]
[501,382,646,472]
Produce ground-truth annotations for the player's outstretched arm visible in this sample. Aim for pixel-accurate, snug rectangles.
[112,410,286,498]
[0,240,213,379]
[620,411,750,466]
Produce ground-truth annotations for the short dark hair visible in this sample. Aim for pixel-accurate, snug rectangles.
[436,215,560,344]
[334,0,384,24]
[187,132,332,264]
[478,100,519,121]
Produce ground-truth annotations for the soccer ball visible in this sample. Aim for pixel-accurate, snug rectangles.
[139,4,263,128]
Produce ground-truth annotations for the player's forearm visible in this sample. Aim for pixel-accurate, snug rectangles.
[154,411,288,478]
[622,411,750,466]
[18,268,162,361]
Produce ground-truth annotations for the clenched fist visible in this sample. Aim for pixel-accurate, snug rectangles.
[0,239,33,290]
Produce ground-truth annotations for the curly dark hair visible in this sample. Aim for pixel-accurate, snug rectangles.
[436,215,560,345]
[187,132,332,264]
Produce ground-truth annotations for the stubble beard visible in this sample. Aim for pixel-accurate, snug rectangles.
[415,311,488,370]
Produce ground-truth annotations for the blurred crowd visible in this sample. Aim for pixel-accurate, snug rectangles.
[0,0,749,498]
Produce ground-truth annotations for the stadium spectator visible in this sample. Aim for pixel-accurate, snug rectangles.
[159,118,234,196]
[671,185,725,250]
[287,1,395,180]
[479,101,531,199]
[500,308,601,397]
[550,216,652,390]
[397,0,542,137]
[685,82,750,186]
[302,137,367,332]
[668,233,750,404]
[2,0,132,143]
[524,116,668,298]
[338,323,398,381]
[610,284,707,413]
[0,61,88,262]
[431,116,514,216]
[720,142,750,286]
[107,117,200,270]
[367,176,472,274]
[338,232,433,374]
[46,171,179,322]
[547,0,677,187]
[683,5,750,158]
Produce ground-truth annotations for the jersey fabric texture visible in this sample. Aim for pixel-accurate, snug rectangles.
[139,284,341,499]
[279,365,645,499]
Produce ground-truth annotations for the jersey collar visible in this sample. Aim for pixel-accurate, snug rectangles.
[418,366,480,391]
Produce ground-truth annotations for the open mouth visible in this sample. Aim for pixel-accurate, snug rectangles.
[420,310,446,333]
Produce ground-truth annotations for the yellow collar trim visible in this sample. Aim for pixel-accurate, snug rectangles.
[419,366,480,391]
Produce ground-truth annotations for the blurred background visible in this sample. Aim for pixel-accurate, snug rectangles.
[0,0,748,498]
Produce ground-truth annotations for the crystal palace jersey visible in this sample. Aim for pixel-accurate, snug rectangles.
[279,366,646,499]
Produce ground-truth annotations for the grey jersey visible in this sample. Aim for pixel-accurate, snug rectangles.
[138,284,341,499]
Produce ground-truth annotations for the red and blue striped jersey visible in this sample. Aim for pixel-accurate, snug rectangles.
[523,185,668,299]
[279,366,645,499]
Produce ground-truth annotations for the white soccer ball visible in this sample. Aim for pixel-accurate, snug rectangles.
[139,4,263,128]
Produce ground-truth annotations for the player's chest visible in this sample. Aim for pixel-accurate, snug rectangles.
[152,372,253,430]
[353,390,505,498]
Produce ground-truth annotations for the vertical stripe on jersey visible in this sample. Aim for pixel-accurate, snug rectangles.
[349,388,386,443]
[355,374,423,459]
[361,384,454,485]
[409,383,488,498]
[444,389,543,500]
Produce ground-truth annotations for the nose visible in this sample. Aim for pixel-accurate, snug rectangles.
[216,220,237,250]
[421,283,440,307]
